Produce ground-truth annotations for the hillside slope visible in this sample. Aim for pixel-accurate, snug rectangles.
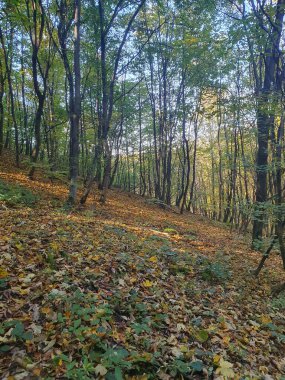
[0,155,285,379]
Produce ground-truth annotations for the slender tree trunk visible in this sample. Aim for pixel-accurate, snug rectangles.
[0,26,19,166]
[188,112,199,212]
[29,96,45,179]
[67,0,81,204]
[274,115,285,268]
[21,39,29,156]
[252,0,285,245]
[0,56,4,155]
[180,81,190,214]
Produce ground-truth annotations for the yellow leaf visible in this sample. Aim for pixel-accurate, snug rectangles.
[96,309,107,317]
[50,242,59,252]
[261,315,271,324]
[215,358,235,378]
[148,256,157,263]
[222,336,231,346]
[142,280,153,287]
[213,354,220,365]
[179,345,188,353]
[92,255,100,261]
[19,288,30,295]
[0,268,8,279]
[33,368,41,376]
[207,324,217,333]
[15,243,23,251]
[41,307,52,314]
[184,36,199,45]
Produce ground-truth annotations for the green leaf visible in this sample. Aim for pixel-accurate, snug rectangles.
[74,318,82,329]
[11,322,24,337]
[0,278,9,289]
[11,322,32,341]
[115,366,123,380]
[22,331,33,340]
[190,360,203,372]
[196,329,209,343]
[59,353,70,362]
[0,345,11,352]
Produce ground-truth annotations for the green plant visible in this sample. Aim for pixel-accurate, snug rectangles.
[271,295,285,311]
[0,180,38,207]
[45,251,57,270]
[168,358,204,377]
[147,235,169,243]
[201,260,231,283]
[0,277,9,290]
[131,322,151,334]
[0,320,33,342]
[265,322,285,343]
[184,234,197,241]
[101,348,131,379]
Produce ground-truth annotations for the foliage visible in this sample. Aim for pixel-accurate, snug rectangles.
[0,0,285,375]
[1,161,285,378]
[200,260,231,283]
[271,295,285,311]
[0,179,38,207]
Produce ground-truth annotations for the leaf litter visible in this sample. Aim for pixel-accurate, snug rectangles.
[0,158,284,379]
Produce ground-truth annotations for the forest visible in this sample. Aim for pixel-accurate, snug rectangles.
[0,0,285,379]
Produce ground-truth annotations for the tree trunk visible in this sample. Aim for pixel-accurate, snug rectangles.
[67,0,81,204]
[0,26,19,166]
[0,55,4,155]
[251,0,285,245]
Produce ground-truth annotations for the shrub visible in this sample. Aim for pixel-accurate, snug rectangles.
[271,295,285,311]
[0,180,38,207]
[199,255,231,283]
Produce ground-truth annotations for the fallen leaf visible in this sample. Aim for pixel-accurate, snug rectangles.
[142,280,153,287]
[95,364,108,376]
[215,358,235,378]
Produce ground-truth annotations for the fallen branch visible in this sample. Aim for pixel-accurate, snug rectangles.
[253,236,277,277]
[145,198,179,214]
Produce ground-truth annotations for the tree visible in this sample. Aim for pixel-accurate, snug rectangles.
[80,0,146,205]
[249,0,285,245]
[25,0,53,179]
[56,0,81,204]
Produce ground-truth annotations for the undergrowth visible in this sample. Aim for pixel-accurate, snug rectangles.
[0,179,38,207]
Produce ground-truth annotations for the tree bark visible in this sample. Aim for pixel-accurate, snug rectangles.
[68,0,81,204]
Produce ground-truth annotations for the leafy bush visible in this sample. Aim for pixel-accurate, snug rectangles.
[184,234,197,241]
[0,320,33,349]
[0,180,38,207]
[271,295,285,311]
[168,358,204,377]
[200,256,231,283]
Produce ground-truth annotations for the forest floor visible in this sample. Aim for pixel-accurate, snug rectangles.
[0,152,285,380]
